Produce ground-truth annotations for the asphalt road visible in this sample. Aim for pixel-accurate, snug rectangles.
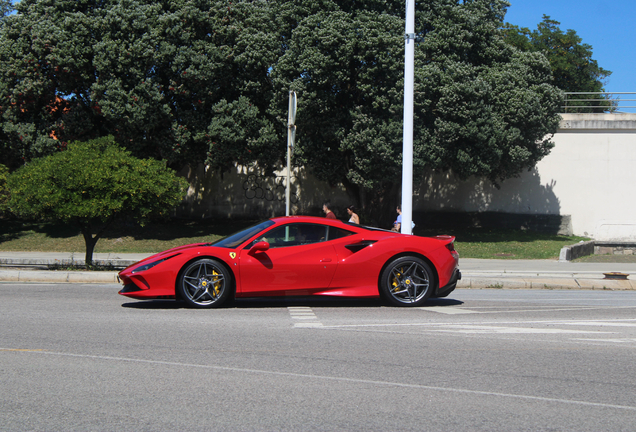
[2,283,636,431]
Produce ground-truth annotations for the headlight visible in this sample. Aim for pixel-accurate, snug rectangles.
[131,254,178,273]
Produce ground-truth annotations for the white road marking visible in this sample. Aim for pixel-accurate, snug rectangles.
[5,348,636,412]
[560,321,636,327]
[434,306,632,314]
[288,306,323,327]
[294,323,324,328]
[430,325,612,335]
[323,318,636,329]
[421,306,479,314]
[571,338,636,344]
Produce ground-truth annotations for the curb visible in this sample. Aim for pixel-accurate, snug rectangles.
[458,277,636,290]
[1,269,635,290]
[0,259,137,269]
[0,270,119,283]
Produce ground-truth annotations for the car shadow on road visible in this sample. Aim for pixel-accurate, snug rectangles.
[425,297,464,306]
[120,300,187,309]
[121,296,464,309]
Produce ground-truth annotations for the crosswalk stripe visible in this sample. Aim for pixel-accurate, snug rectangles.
[288,306,323,327]
[421,306,479,314]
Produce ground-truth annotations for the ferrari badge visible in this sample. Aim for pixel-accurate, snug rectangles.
[230,252,236,259]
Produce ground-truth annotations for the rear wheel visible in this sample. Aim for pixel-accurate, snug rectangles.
[177,259,232,308]
[380,256,434,307]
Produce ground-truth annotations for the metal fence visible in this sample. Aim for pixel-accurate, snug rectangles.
[563,92,636,113]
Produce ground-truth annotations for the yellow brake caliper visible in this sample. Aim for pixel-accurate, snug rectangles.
[391,268,403,292]
[211,269,221,296]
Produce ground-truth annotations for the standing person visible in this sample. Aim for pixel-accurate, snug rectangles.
[391,205,402,232]
[323,201,336,219]
[346,205,360,224]
[392,205,415,232]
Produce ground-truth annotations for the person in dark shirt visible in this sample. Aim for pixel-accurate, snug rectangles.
[323,201,336,219]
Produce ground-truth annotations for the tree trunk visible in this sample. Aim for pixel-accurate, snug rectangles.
[79,218,116,267]
[81,229,99,267]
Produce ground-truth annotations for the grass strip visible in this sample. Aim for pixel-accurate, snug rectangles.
[1,219,588,260]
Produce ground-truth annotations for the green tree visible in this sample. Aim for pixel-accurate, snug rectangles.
[7,136,188,265]
[272,0,562,222]
[503,15,613,112]
[0,163,8,215]
[415,0,563,185]
[0,0,566,226]
[271,3,405,218]
[0,0,281,170]
[0,0,12,22]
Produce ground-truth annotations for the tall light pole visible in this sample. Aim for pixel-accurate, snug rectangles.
[286,90,297,216]
[401,0,415,234]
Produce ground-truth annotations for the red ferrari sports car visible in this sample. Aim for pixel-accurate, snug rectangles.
[118,216,460,308]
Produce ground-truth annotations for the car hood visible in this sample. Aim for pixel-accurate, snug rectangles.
[120,242,210,272]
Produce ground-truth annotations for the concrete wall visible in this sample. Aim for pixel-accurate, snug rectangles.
[413,114,636,241]
[177,164,351,220]
[178,113,636,241]
[540,114,636,240]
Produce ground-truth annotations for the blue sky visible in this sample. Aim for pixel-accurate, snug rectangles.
[504,0,636,110]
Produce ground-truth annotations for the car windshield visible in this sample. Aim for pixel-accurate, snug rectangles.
[209,220,275,249]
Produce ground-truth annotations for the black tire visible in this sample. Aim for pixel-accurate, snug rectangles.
[380,256,435,307]
[177,259,232,308]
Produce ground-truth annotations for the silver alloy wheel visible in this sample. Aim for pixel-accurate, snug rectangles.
[384,257,432,305]
[180,259,228,307]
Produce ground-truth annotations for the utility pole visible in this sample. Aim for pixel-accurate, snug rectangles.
[286,91,297,216]
[401,0,415,234]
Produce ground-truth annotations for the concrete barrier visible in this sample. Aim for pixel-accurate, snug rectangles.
[559,241,595,261]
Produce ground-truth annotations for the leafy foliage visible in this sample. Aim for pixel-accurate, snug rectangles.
[0,163,8,214]
[0,0,12,22]
[503,15,613,112]
[0,0,282,170]
[271,3,406,218]
[272,0,563,221]
[415,1,563,185]
[7,136,187,264]
[0,0,570,225]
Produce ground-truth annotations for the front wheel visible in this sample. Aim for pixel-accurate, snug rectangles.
[177,259,232,308]
[380,256,435,307]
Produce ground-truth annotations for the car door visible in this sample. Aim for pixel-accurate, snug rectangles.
[237,223,339,296]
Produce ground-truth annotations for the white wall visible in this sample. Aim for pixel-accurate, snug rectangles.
[179,113,636,241]
[413,114,636,241]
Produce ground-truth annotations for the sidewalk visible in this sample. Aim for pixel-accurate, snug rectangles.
[0,251,152,268]
[0,251,152,284]
[459,258,636,290]
[1,252,636,290]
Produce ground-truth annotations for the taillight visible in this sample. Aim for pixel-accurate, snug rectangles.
[435,235,457,255]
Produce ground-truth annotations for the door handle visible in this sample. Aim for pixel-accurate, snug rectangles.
[320,258,332,262]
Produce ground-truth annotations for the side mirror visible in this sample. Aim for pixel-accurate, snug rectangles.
[249,241,270,254]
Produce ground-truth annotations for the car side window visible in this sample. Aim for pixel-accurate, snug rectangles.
[251,223,328,248]
[328,227,355,241]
